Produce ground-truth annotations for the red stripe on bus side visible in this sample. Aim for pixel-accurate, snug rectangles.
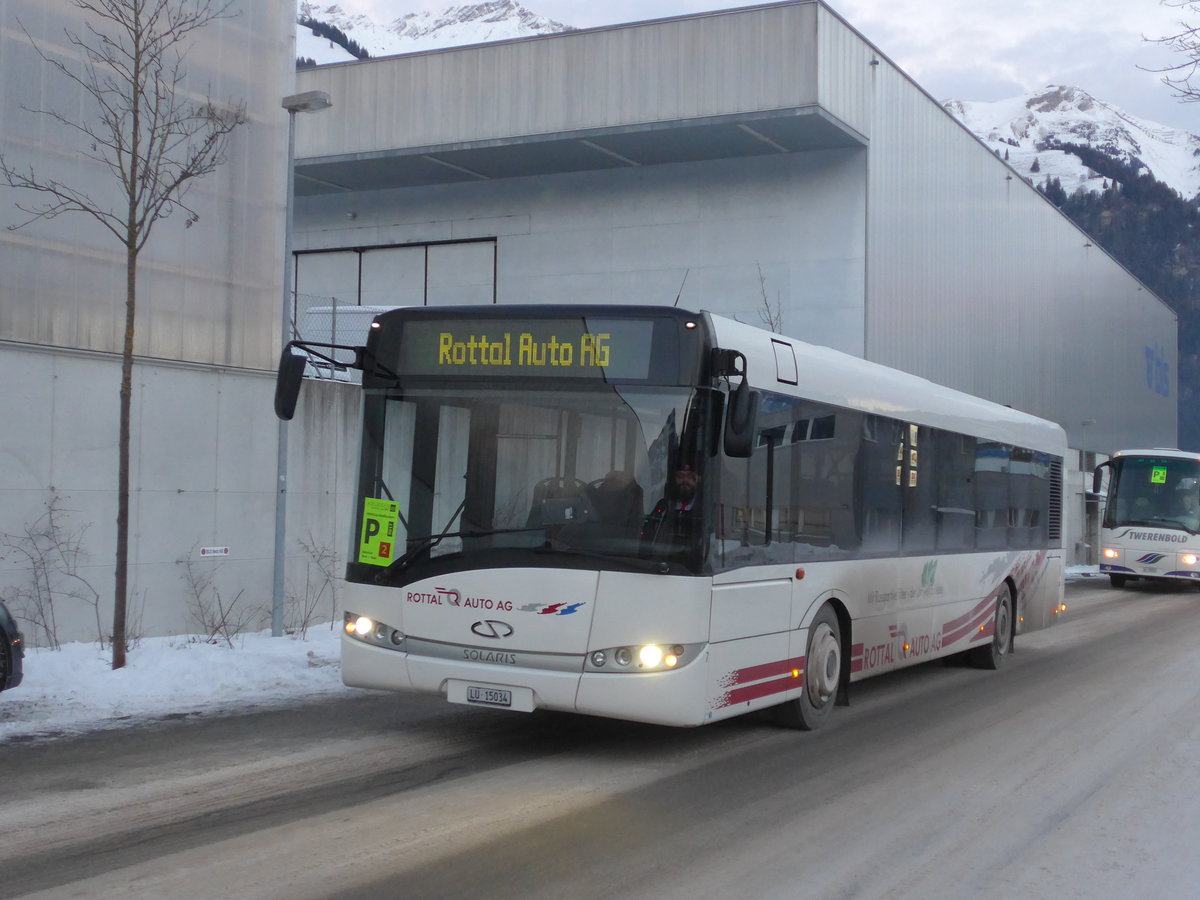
[850,642,864,674]
[728,656,805,687]
[721,674,801,708]
[943,606,994,646]
[941,595,993,634]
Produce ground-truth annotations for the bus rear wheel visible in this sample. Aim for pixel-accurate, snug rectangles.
[776,604,841,730]
[968,583,1013,670]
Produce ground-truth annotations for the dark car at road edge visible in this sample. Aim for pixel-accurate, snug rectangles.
[0,600,24,692]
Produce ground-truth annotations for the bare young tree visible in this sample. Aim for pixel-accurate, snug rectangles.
[0,494,102,651]
[755,262,784,334]
[0,0,247,669]
[1149,1,1200,102]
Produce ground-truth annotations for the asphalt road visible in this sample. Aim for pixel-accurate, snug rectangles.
[2,576,1198,900]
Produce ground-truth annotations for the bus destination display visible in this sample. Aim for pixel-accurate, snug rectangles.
[395,318,657,379]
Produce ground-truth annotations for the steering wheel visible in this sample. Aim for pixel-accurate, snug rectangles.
[534,476,588,497]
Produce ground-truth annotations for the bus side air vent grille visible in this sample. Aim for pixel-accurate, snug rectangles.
[1048,458,1064,543]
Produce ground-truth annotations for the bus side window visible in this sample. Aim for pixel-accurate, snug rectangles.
[901,425,937,553]
[935,432,975,551]
[975,442,1011,550]
[859,418,902,553]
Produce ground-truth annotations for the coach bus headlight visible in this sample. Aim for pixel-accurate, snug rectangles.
[638,644,664,668]
[344,612,406,651]
[1183,553,1198,566]
[585,642,701,672]
[1103,548,1120,559]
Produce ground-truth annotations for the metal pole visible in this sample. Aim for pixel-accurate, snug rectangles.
[271,107,298,637]
[272,91,331,638]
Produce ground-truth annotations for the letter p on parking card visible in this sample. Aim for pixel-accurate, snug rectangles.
[359,498,400,566]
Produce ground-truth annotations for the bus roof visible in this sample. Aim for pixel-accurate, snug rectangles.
[706,312,1067,455]
[1112,448,1200,460]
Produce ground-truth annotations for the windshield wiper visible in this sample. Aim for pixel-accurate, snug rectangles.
[374,526,547,581]
[1118,518,1199,534]
[534,540,668,573]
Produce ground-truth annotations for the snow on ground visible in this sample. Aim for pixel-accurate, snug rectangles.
[0,567,1104,743]
[0,625,355,742]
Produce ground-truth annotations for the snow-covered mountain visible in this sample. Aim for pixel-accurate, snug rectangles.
[944,85,1200,201]
[297,1,573,59]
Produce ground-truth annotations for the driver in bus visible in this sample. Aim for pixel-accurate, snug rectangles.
[671,464,699,513]
[640,463,701,552]
[1174,478,1200,529]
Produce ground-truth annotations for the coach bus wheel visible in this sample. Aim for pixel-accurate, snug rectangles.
[776,604,841,730]
[1109,574,1128,588]
[968,583,1013,670]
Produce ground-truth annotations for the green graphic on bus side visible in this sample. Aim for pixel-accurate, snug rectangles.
[359,498,400,566]
[1151,466,1168,485]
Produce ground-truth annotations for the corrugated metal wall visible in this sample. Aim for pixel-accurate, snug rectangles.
[0,0,290,371]
[0,0,300,644]
[297,3,819,159]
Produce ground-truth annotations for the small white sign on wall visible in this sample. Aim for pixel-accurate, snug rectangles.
[199,546,230,557]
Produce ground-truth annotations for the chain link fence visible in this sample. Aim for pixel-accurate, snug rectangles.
[292,294,400,384]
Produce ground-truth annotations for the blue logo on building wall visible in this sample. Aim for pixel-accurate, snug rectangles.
[1145,345,1170,398]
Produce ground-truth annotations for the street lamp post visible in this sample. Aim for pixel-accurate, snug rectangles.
[272,90,332,637]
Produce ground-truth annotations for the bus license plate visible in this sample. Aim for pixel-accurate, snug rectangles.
[467,685,512,707]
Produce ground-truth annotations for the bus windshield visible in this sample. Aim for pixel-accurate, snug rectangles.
[1104,454,1200,534]
[351,382,713,583]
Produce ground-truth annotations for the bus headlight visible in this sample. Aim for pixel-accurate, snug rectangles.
[1102,548,1120,559]
[638,644,664,668]
[344,612,406,651]
[1183,554,1198,566]
[585,642,702,673]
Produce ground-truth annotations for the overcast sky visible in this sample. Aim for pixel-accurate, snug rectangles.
[332,0,1200,132]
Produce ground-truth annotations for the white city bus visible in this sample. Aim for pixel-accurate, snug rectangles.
[1093,448,1200,588]
[277,306,1067,729]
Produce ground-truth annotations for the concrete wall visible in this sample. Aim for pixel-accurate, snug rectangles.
[295,150,869,352]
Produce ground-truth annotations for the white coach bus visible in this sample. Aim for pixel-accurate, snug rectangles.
[276,306,1067,729]
[1093,448,1200,589]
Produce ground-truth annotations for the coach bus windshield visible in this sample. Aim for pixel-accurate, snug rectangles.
[350,383,713,584]
[1104,454,1200,533]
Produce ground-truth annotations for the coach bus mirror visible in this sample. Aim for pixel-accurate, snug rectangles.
[723,378,760,458]
[275,347,307,421]
[1092,460,1112,496]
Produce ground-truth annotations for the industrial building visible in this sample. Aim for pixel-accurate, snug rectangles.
[0,0,1176,643]
[289,0,1176,568]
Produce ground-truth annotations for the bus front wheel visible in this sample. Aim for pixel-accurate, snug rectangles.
[1109,574,1129,588]
[968,584,1013,670]
[776,604,841,730]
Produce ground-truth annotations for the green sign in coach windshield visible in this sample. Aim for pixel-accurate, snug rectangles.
[394,318,656,380]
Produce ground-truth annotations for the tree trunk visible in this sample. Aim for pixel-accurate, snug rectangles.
[112,241,136,670]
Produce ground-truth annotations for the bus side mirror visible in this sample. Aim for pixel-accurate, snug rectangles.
[1092,460,1112,496]
[275,347,307,421]
[723,378,760,459]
